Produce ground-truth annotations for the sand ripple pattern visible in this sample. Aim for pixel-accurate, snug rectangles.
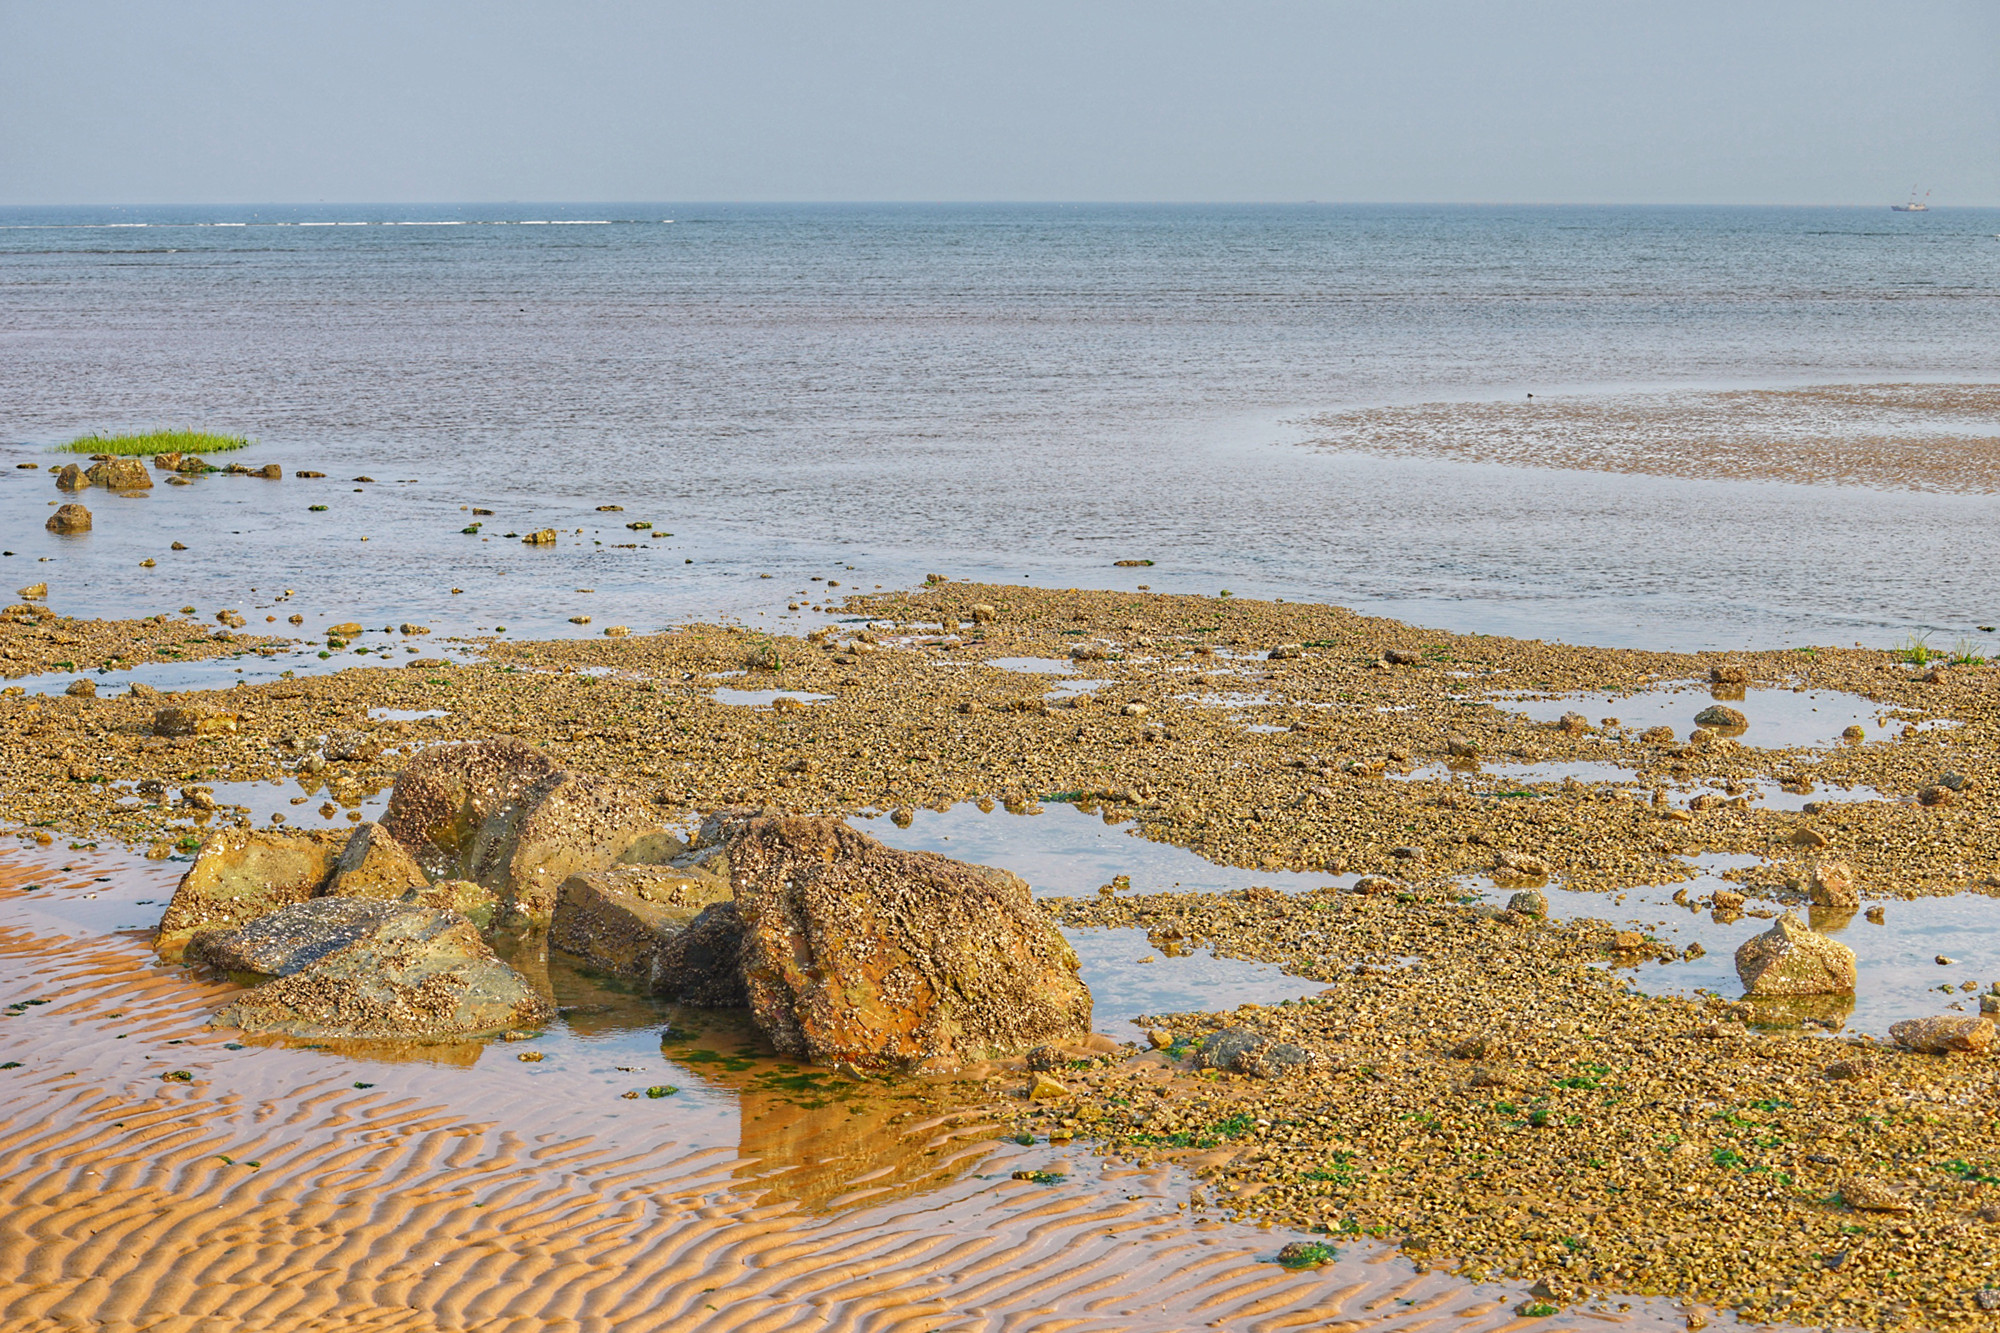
[0,853,1713,1332]
[1308,382,2000,493]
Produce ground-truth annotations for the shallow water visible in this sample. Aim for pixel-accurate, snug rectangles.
[0,846,1758,1330]
[1477,863,2000,1038]
[1502,681,1892,748]
[7,203,2000,651]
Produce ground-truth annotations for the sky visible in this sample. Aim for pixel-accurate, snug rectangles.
[2,0,1995,206]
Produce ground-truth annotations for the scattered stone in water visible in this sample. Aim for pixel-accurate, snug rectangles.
[45,504,91,533]
[1734,912,1855,997]
[1694,703,1746,729]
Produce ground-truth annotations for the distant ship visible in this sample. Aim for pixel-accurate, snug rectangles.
[1892,187,1931,212]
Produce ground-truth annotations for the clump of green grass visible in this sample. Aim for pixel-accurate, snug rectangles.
[1948,639,1987,667]
[59,429,248,456]
[1894,632,1934,666]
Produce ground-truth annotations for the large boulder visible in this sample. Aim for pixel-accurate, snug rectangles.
[209,903,549,1040]
[155,829,343,961]
[467,771,680,923]
[727,815,1092,1071]
[1889,1015,1994,1055]
[1734,912,1857,997]
[549,861,733,987]
[46,504,91,533]
[379,736,560,877]
[86,458,152,490]
[322,821,430,900]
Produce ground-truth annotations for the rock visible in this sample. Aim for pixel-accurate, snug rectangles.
[1788,826,1830,848]
[1507,889,1548,917]
[153,706,239,737]
[176,455,208,473]
[1445,734,1480,758]
[1639,725,1677,744]
[322,822,430,900]
[1448,1034,1492,1059]
[1383,648,1420,665]
[523,528,557,545]
[379,736,560,877]
[55,463,87,490]
[1029,1073,1068,1100]
[970,603,997,624]
[1842,724,1865,740]
[648,901,750,1006]
[155,829,344,961]
[1275,1241,1333,1269]
[1025,1044,1064,1072]
[1119,702,1148,717]
[127,682,157,699]
[1613,930,1647,951]
[1267,643,1302,660]
[1555,711,1589,734]
[1918,785,1955,808]
[85,458,152,490]
[186,897,405,976]
[209,904,550,1040]
[1195,1025,1321,1078]
[403,878,497,921]
[1734,913,1857,997]
[323,730,380,762]
[1711,663,1750,685]
[1711,888,1746,912]
[16,582,46,600]
[1806,860,1858,910]
[467,771,675,922]
[1693,704,1746,729]
[728,815,1092,1071]
[548,863,734,989]
[1840,1177,1913,1213]
[252,463,282,479]
[325,622,364,639]
[1493,850,1550,881]
[152,452,182,470]
[64,679,96,698]
[1351,874,1403,896]
[1888,1015,1994,1055]
[46,503,92,533]
[1147,1028,1174,1049]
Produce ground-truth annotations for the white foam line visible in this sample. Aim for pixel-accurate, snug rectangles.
[551,220,611,225]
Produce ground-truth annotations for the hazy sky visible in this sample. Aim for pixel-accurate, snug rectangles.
[3,1,1995,206]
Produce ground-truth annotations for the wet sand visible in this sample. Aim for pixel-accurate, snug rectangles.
[0,852,1731,1333]
[1307,382,2000,493]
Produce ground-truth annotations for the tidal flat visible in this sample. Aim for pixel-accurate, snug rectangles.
[3,577,1999,1329]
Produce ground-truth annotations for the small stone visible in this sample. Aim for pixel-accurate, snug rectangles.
[1555,711,1589,734]
[1613,930,1646,951]
[1029,1073,1068,1100]
[1806,860,1858,909]
[1445,734,1480,758]
[64,679,96,698]
[1507,889,1548,917]
[1383,648,1420,665]
[1639,725,1677,744]
[1448,1034,1492,1059]
[1789,827,1830,848]
[970,603,997,624]
[1839,1177,1913,1213]
[1693,704,1746,728]
[1025,1045,1063,1072]
[1888,1015,1994,1055]
[1147,1028,1173,1049]
[16,582,47,599]
[1711,889,1745,911]
[1918,785,1955,807]
[1710,663,1750,685]
[524,529,557,545]
[1120,702,1148,717]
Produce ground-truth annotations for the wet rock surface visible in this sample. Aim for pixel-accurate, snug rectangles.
[379,736,560,878]
[155,829,344,960]
[210,904,550,1040]
[467,770,677,922]
[1734,912,1857,996]
[548,861,733,988]
[322,820,430,900]
[729,815,1092,1071]
[185,897,404,977]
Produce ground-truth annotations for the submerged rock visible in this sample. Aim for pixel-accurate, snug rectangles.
[155,829,343,961]
[1196,1026,1321,1078]
[1734,912,1856,997]
[1693,704,1746,729]
[549,862,734,987]
[210,904,549,1040]
[727,815,1091,1071]
[379,735,559,877]
[467,771,679,923]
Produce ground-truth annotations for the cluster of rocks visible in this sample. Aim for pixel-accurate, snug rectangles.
[160,736,1092,1066]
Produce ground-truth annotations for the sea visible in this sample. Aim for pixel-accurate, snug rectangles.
[4,202,2000,652]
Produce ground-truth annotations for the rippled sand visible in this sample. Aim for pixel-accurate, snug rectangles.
[0,852,1730,1332]
[1308,382,2000,492]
